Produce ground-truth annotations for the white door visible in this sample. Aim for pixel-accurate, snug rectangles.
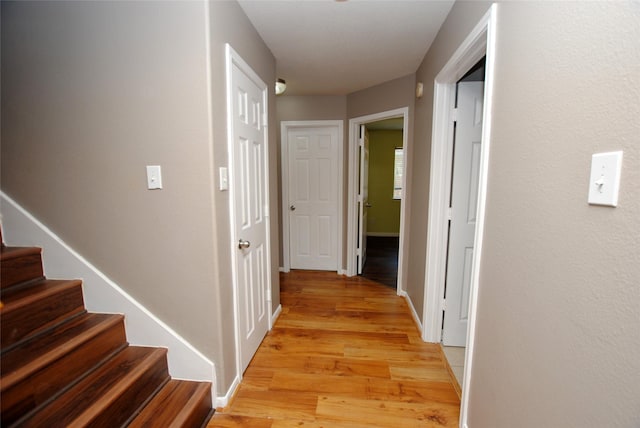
[228,49,270,373]
[442,81,484,346]
[288,126,339,270]
[357,125,370,274]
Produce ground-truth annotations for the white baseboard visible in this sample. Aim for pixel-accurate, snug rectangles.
[1,192,217,402]
[271,304,282,327]
[399,290,423,336]
[366,232,400,237]
[216,374,240,408]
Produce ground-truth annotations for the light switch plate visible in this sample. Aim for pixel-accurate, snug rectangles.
[219,167,228,191]
[588,151,622,207]
[146,165,163,190]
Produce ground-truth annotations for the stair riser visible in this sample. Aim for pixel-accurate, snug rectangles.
[1,253,44,290]
[1,320,127,426]
[1,283,85,348]
[176,386,213,428]
[87,355,169,428]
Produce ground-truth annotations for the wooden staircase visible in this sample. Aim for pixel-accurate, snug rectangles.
[0,229,213,427]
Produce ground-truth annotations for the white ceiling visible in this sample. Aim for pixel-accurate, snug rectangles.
[237,0,455,96]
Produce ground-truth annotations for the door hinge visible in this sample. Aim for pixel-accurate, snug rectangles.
[451,108,458,122]
[356,248,361,257]
[447,207,452,221]
[442,298,447,311]
[358,194,363,203]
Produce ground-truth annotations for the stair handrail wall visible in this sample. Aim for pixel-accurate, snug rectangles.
[0,191,216,402]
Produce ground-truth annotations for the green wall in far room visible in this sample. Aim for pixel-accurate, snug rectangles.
[367,130,402,236]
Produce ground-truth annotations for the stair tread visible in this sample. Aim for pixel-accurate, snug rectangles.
[1,313,124,387]
[129,379,212,427]
[0,246,42,261]
[20,346,169,427]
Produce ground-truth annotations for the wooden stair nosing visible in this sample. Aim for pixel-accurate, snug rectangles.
[17,346,170,428]
[127,379,213,428]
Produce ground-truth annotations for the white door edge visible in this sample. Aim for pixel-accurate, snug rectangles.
[225,43,272,383]
[280,120,344,273]
[420,4,497,427]
[346,107,409,297]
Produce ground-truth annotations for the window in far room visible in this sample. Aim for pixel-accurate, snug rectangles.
[393,147,403,200]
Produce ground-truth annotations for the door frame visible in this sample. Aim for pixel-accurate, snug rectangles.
[280,120,344,273]
[225,44,273,386]
[421,4,497,426]
[346,107,409,296]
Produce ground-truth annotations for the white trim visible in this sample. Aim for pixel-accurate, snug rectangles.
[346,108,409,298]
[280,120,344,273]
[399,290,423,334]
[0,192,217,401]
[271,304,282,327]
[421,4,498,427]
[225,44,273,386]
[216,375,241,408]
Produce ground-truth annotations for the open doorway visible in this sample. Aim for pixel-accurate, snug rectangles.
[359,118,404,288]
[441,57,486,391]
[347,107,409,297]
[422,5,497,424]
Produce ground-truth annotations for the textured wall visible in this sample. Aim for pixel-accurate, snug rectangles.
[411,0,640,425]
[467,3,640,426]
[1,0,277,395]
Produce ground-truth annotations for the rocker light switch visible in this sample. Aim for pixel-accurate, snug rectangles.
[146,165,163,190]
[588,151,622,207]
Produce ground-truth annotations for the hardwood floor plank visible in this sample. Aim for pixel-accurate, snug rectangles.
[209,271,459,427]
[316,395,459,428]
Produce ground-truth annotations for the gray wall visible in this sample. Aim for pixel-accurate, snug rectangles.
[1,0,277,395]
[414,2,640,426]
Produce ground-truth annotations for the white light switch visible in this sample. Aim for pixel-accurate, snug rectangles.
[219,167,229,191]
[146,165,163,190]
[588,151,622,207]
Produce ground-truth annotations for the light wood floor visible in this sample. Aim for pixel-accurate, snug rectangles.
[208,271,460,427]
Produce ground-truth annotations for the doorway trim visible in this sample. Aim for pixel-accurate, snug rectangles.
[421,4,497,426]
[280,120,344,273]
[346,107,409,296]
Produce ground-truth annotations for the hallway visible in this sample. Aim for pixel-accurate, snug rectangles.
[209,270,459,427]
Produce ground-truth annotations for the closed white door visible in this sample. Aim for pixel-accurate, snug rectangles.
[288,126,339,271]
[228,51,270,373]
[357,125,370,274]
[442,81,484,346]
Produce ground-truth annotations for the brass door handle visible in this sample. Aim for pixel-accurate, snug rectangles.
[238,240,251,249]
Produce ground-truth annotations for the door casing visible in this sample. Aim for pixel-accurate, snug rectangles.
[280,120,344,273]
[421,5,497,426]
[347,107,409,297]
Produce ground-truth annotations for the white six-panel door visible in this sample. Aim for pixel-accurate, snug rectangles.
[287,126,339,271]
[228,48,270,373]
[442,81,484,346]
